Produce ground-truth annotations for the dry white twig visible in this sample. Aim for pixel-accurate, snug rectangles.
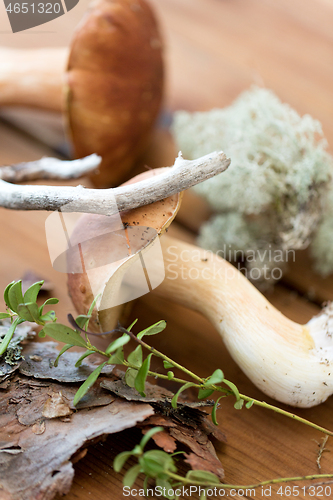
[0,154,101,183]
[316,436,330,470]
[0,151,230,215]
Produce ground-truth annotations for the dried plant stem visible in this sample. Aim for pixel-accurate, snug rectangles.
[96,330,333,438]
[119,326,204,384]
[239,396,333,437]
[316,436,330,469]
[167,471,333,490]
[0,152,230,215]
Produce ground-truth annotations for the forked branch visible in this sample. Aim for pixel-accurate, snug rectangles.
[0,151,230,215]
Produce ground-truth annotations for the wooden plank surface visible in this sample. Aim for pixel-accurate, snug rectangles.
[149,0,333,148]
[0,1,333,499]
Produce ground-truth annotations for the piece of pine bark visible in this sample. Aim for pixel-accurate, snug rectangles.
[0,375,153,500]
[0,342,226,499]
[0,342,154,500]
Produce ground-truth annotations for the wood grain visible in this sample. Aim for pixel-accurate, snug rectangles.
[283,250,333,304]
[150,0,333,149]
[0,122,75,325]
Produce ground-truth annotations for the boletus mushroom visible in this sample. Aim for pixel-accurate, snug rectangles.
[66,169,333,409]
[0,0,164,187]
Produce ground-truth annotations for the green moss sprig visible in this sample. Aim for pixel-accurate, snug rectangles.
[1,280,333,498]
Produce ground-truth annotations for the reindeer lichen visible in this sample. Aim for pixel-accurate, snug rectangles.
[173,87,333,284]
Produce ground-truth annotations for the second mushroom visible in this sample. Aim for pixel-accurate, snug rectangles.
[0,0,164,187]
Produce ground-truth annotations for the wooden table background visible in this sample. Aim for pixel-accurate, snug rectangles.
[1,0,333,499]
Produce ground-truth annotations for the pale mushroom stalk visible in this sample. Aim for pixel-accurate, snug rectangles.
[66,167,333,409]
[154,235,333,408]
[0,47,66,111]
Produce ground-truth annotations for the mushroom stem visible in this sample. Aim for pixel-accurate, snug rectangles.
[155,235,333,408]
[0,152,230,214]
[0,47,67,111]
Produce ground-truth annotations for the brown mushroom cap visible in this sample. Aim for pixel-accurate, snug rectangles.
[66,0,164,188]
[67,168,182,333]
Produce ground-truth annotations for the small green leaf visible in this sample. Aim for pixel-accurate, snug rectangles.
[234,399,244,410]
[75,314,91,330]
[198,388,215,400]
[163,360,174,370]
[54,344,73,367]
[223,379,241,400]
[139,426,164,450]
[74,294,99,331]
[4,281,15,308]
[127,318,138,331]
[23,281,44,304]
[38,297,59,316]
[127,345,143,368]
[139,450,176,477]
[167,371,174,380]
[75,350,94,367]
[7,281,23,313]
[125,367,138,388]
[137,320,166,340]
[171,382,196,409]
[134,353,153,396]
[42,297,59,306]
[123,464,141,488]
[105,333,130,354]
[73,362,106,406]
[246,399,255,409]
[0,317,23,356]
[17,302,40,323]
[0,312,11,320]
[156,478,175,499]
[186,470,220,484]
[39,310,57,323]
[107,347,124,365]
[113,451,133,472]
[143,476,149,498]
[87,293,100,317]
[204,369,224,387]
[132,444,142,456]
[211,396,224,426]
[40,323,87,348]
